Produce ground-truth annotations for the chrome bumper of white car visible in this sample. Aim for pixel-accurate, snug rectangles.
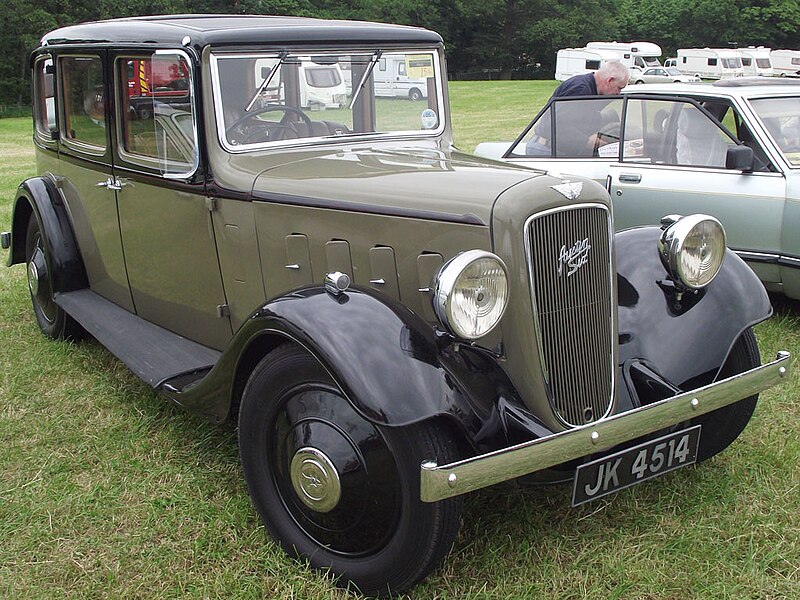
[420,351,791,502]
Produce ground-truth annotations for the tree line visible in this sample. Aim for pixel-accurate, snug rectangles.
[3,0,800,106]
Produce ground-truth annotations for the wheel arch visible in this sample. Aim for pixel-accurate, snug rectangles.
[8,177,88,292]
[616,225,771,391]
[170,286,517,452]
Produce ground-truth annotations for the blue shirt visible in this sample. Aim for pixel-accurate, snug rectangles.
[552,72,598,98]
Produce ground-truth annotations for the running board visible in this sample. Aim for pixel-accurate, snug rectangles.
[55,289,221,388]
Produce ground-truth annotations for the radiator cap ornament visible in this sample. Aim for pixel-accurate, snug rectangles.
[551,181,583,201]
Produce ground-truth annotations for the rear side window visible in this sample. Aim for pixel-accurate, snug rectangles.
[33,57,56,137]
[116,52,197,176]
[60,56,106,150]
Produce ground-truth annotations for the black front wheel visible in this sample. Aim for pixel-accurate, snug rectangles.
[238,344,463,596]
[24,217,82,340]
[692,327,760,462]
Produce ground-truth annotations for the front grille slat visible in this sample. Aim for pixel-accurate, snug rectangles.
[526,205,614,426]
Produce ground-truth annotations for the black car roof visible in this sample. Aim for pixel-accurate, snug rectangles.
[40,14,443,48]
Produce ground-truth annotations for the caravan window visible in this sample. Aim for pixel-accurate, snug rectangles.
[305,67,341,88]
[708,58,717,66]
[585,60,601,70]
[722,58,742,69]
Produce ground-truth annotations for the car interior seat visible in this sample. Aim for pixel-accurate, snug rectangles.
[676,106,729,167]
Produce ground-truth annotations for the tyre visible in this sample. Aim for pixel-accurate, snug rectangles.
[409,88,423,101]
[691,328,760,462]
[238,344,463,596]
[635,80,644,84]
[24,217,83,340]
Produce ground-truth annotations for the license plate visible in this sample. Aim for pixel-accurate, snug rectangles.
[571,425,701,506]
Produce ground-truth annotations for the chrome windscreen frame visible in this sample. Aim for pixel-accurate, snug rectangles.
[209,47,447,154]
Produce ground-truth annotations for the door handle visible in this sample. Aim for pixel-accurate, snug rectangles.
[94,177,131,191]
[618,173,642,184]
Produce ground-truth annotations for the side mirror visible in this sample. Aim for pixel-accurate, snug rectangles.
[726,145,755,172]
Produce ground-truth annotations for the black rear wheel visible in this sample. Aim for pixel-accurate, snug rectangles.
[24,217,83,340]
[238,344,463,596]
[692,327,760,462]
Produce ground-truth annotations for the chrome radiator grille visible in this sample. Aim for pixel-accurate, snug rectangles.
[526,204,614,426]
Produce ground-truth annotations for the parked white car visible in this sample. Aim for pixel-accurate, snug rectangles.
[632,67,700,84]
[475,78,800,299]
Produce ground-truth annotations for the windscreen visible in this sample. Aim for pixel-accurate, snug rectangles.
[211,50,442,150]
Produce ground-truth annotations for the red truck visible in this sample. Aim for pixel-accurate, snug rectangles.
[126,58,190,119]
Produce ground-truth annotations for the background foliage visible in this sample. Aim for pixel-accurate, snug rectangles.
[3,0,800,108]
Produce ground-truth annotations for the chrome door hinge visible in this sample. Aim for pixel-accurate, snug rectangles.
[205,197,218,212]
[216,304,230,318]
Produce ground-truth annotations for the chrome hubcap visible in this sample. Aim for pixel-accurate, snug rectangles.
[27,249,46,299]
[290,447,341,513]
[27,260,40,296]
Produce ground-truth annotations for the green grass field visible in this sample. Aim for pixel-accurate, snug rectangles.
[1,81,799,599]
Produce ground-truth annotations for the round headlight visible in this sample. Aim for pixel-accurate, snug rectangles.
[433,250,509,340]
[658,214,726,290]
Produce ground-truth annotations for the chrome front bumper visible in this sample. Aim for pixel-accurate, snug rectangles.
[420,351,791,502]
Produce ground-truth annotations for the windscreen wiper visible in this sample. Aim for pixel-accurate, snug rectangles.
[245,51,288,113]
[349,50,383,110]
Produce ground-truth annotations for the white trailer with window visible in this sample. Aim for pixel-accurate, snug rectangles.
[738,46,774,77]
[372,53,429,100]
[586,41,662,74]
[554,48,633,81]
[676,48,744,79]
[770,49,800,77]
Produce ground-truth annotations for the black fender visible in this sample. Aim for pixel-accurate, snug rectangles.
[162,286,531,452]
[615,226,771,393]
[7,177,88,292]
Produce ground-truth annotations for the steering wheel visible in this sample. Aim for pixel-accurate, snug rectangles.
[225,104,313,144]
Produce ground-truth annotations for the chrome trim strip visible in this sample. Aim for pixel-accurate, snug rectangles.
[733,250,800,268]
[420,351,791,502]
[734,250,779,264]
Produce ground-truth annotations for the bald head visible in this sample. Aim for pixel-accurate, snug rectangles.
[594,61,630,95]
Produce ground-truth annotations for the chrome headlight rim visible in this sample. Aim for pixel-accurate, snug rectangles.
[659,214,726,290]
[433,250,509,340]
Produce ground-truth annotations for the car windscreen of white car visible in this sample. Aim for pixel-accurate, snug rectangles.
[751,97,800,166]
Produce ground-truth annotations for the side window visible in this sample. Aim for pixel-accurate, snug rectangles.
[585,60,600,70]
[116,53,197,176]
[708,58,717,66]
[60,56,107,150]
[397,61,406,76]
[674,104,735,167]
[622,99,735,168]
[511,98,623,158]
[33,57,57,137]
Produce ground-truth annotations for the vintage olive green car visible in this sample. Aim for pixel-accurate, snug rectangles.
[2,15,792,596]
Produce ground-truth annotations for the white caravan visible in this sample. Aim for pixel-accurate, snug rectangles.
[676,48,744,79]
[738,46,774,77]
[586,41,662,73]
[254,57,347,109]
[554,48,633,81]
[373,54,429,100]
[770,50,800,77]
